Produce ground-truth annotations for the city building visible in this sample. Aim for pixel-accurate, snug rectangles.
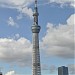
[31,0,41,75]
[0,72,2,75]
[58,66,68,75]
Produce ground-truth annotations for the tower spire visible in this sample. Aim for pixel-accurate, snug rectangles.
[35,0,37,7]
[33,0,39,25]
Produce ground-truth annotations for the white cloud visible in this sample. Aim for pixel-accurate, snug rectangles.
[67,14,75,25]
[0,37,32,67]
[0,0,74,8]
[50,0,74,3]
[0,0,33,7]
[0,0,74,19]
[0,0,33,19]
[14,34,20,39]
[49,0,75,7]
[5,70,31,75]
[5,71,16,75]
[7,17,18,27]
[17,14,23,20]
[41,14,75,59]
[17,7,33,19]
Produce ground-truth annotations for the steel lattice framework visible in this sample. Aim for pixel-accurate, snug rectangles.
[31,0,41,75]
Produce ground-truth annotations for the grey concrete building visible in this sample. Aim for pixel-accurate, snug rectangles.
[31,0,41,75]
[58,66,68,75]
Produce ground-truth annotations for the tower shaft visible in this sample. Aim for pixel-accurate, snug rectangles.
[32,33,41,75]
[32,0,41,75]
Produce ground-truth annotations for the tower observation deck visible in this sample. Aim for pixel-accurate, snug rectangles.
[31,0,41,75]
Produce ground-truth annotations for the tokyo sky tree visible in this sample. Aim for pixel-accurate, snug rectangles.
[31,0,41,75]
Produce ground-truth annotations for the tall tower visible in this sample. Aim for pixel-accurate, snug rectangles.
[31,0,41,75]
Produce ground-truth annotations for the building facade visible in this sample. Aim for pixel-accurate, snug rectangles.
[58,66,68,75]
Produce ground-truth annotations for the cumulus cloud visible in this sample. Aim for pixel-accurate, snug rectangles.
[49,0,75,7]
[14,34,20,39]
[17,7,33,19]
[5,70,31,75]
[0,0,33,7]
[5,71,16,75]
[0,0,33,19]
[41,14,75,59]
[17,14,23,20]
[0,0,74,19]
[7,17,18,27]
[0,37,32,67]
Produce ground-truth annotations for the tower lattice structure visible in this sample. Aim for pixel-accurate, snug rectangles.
[31,0,41,75]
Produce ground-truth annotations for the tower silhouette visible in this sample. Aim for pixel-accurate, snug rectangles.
[31,0,41,75]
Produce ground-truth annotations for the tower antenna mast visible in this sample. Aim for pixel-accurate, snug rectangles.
[35,0,37,7]
[33,0,39,25]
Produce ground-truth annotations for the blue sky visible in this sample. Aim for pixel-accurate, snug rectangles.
[0,0,75,75]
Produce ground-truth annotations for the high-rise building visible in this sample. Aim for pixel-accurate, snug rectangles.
[31,0,41,75]
[0,72,2,75]
[58,66,68,75]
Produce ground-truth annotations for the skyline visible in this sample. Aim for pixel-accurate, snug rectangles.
[0,0,75,75]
